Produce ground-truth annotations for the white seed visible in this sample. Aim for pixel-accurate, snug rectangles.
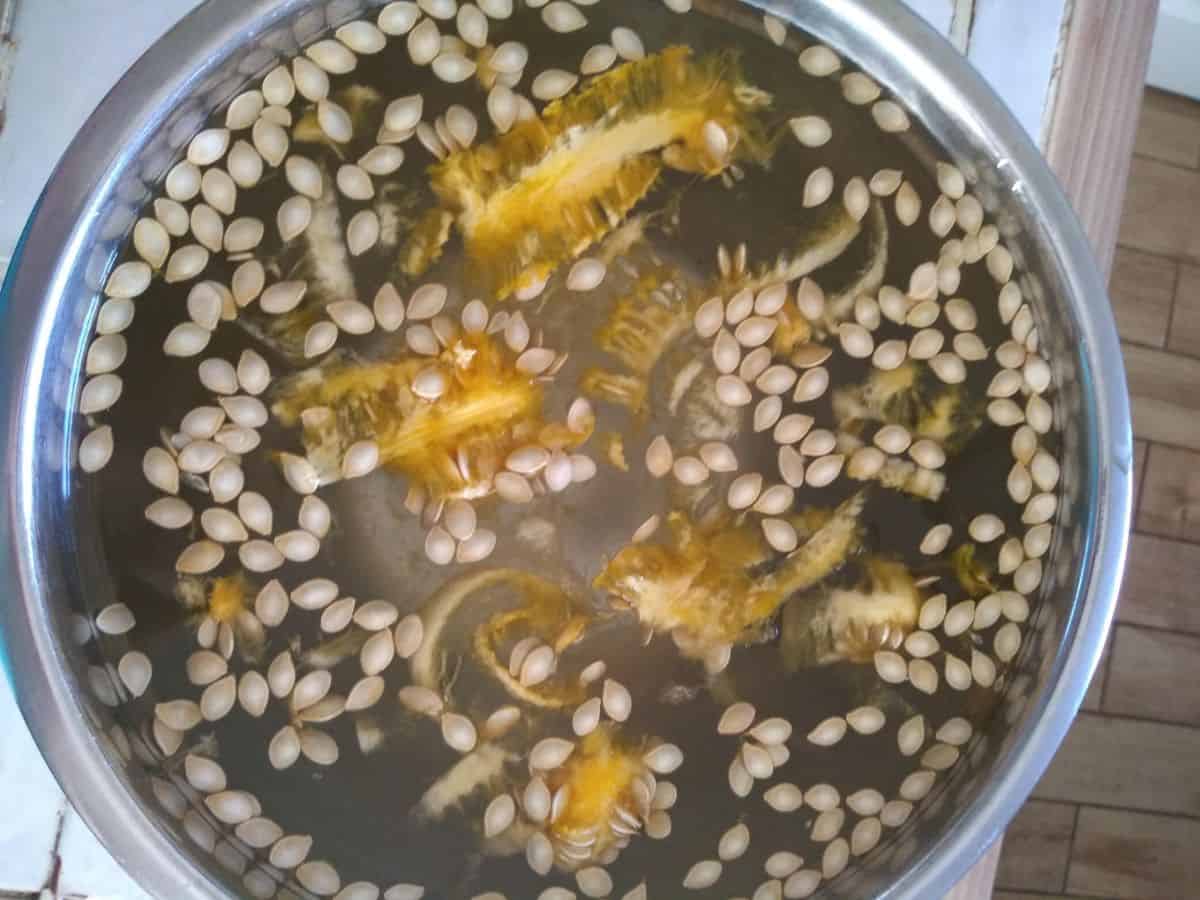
[441,712,478,753]
[929,352,966,384]
[805,454,844,487]
[699,441,738,473]
[715,374,751,406]
[291,55,330,103]
[881,800,913,829]
[778,446,805,488]
[798,44,840,76]
[166,161,202,202]
[490,39,529,73]
[520,645,557,687]
[905,631,940,658]
[967,513,1004,543]
[945,653,972,690]
[1023,492,1058,525]
[909,658,938,694]
[163,245,209,285]
[234,492,272,537]
[872,424,910,456]
[240,540,284,572]
[790,116,832,148]
[202,507,248,543]
[581,43,617,75]
[718,701,756,735]
[756,484,795,515]
[484,793,516,838]
[793,366,829,402]
[703,119,730,162]
[807,716,847,747]
[317,99,353,143]
[201,675,237,721]
[297,860,341,894]
[530,736,574,771]
[741,741,774,780]
[156,699,202,732]
[810,807,844,843]
[917,595,947,634]
[200,168,236,215]
[145,496,193,530]
[269,831,313,869]
[253,580,288,629]
[516,347,556,375]
[320,597,356,635]
[801,166,835,207]
[602,678,632,722]
[894,180,921,226]
[176,540,224,574]
[969,648,998,691]
[719,823,751,860]
[103,261,152,300]
[910,440,945,469]
[847,446,885,480]
[337,19,387,53]
[543,0,586,32]
[423,525,456,565]
[644,742,684,774]
[672,456,709,485]
[762,518,799,553]
[727,472,763,510]
[846,705,885,735]
[872,100,910,132]
[987,245,1015,283]
[995,622,1022,662]
[729,756,753,797]
[532,68,578,102]
[337,164,375,201]
[564,257,607,293]
[259,280,307,316]
[874,650,907,684]
[850,816,882,857]
[900,770,937,803]
[683,860,722,890]
[843,177,870,221]
[143,447,180,494]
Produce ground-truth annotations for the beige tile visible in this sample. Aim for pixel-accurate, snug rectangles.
[995,800,1075,891]
[1109,246,1175,347]
[1104,625,1200,725]
[1123,343,1200,449]
[1134,88,1200,169]
[1068,806,1200,899]
[1117,156,1200,265]
[1136,443,1200,542]
[1168,263,1200,356]
[1035,712,1200,816]
[1120,532,1200,633]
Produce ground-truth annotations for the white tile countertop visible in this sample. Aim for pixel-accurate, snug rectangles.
[0,0,1069,896]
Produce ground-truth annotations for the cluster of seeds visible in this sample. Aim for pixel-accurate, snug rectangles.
[71,0,1067,897]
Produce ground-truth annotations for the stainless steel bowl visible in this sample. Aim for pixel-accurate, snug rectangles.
[0,1,1132,897]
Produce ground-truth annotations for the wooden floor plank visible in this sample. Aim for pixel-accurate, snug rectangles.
[1168,262,1200,356]
[1068,806,1200,899]
[1136,442,1200,542]
[1034,713,1200,816]
[1122,343,1200,449]
[995,800,1076,892]
[1120,532,1200,633]
[1109,246,1175,347]
[1104,625,1200,726]
[1117,156,1200,265]
[1134,88,1200,170]
[994,894,1086,900]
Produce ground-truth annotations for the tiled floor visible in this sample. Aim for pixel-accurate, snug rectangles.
[993,87,1200,900]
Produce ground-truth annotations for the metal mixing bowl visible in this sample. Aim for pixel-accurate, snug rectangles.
[0,0,1132,897]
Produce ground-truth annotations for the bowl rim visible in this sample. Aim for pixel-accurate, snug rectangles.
[0,1,1132,898]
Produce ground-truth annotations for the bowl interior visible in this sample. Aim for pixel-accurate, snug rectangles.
[0,1,1128,898]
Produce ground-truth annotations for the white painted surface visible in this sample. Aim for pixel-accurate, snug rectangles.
[1148,0,1200,100]
[0,0,1067,895]
[967,0,1070,141]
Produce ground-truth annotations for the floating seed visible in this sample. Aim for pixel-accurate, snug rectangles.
[790,116,832,148]
[683,860,722,890]
[846,706,885,735]
[807,716,847,747]
[908,659,938,694]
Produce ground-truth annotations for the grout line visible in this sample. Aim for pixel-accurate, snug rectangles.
[1095,629,1115,713]
[1109,618,1200,642]
[1163,258,1184,352]
[1131,149,1200,177]
[1113,239,1193,268]
[1062,803,1082,894]
[1074,707,1200,737]
[1031,792,1200,825]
